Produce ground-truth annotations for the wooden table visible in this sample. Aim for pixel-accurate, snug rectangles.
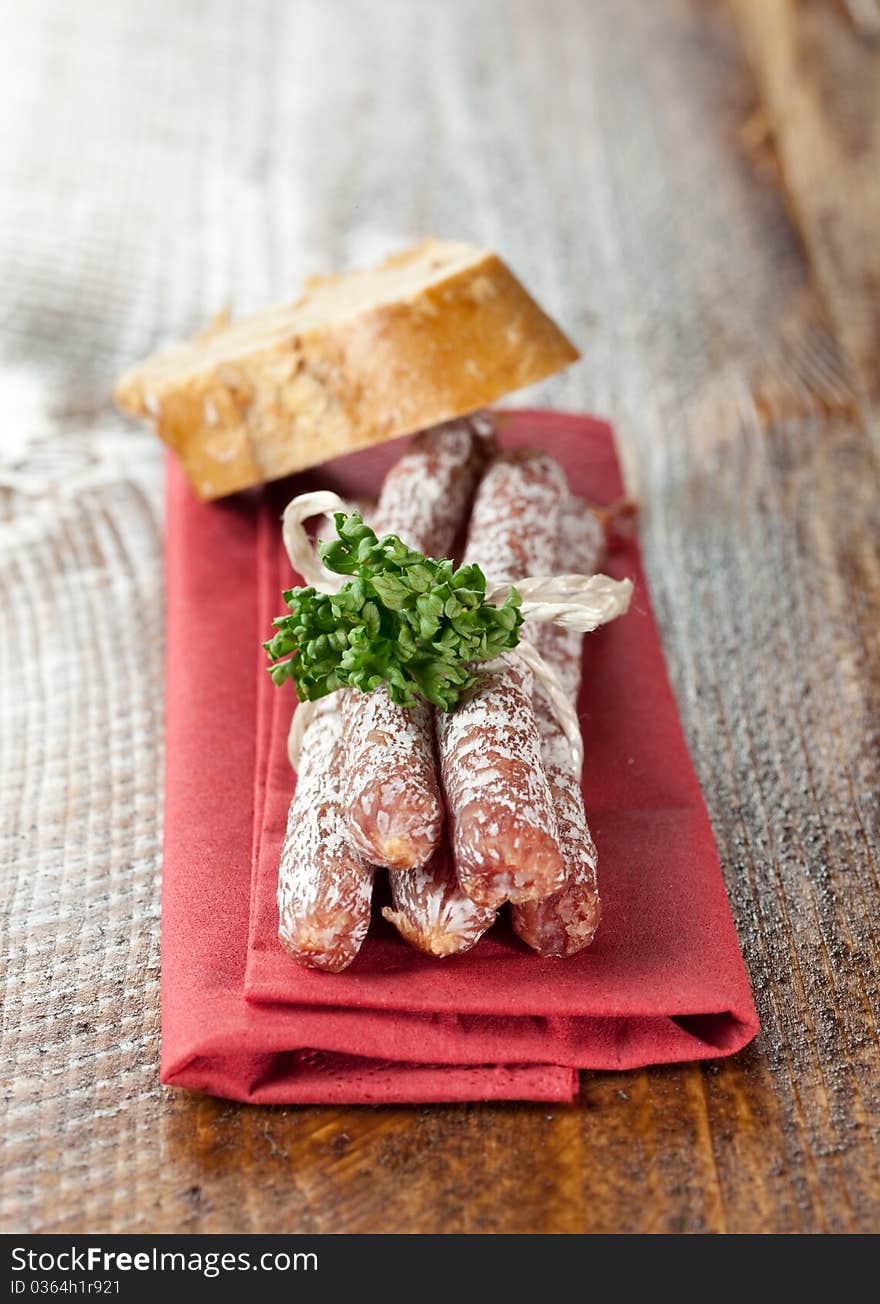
[2,0,878,1235]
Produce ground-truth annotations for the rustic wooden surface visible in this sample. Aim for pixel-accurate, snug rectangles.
[1,0,878,1234]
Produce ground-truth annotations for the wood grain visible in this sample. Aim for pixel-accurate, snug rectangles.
[1,0,878,1234]
[733,0,880,421]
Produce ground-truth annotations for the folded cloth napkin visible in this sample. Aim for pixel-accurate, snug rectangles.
[161,410,758,1104]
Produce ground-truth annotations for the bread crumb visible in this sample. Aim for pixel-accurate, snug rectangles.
[207,443,238,464]
[470,275,497,303]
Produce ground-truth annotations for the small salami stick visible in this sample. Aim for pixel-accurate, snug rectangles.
[277,700,374,972]
[341,418,492,871]
[437,450,568,908]
[383,841,496,957]
[273,498,382,973]
[511,503,606,956]
[341,692,439,871]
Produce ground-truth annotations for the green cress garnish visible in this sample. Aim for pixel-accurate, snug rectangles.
[263,511,522,712]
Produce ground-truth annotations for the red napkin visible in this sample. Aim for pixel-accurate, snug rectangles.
[161,411,758,1104]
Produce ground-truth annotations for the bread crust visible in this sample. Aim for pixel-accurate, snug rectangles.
[114,240,580,499]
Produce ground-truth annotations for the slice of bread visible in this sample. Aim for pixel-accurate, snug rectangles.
[114,239,579,499]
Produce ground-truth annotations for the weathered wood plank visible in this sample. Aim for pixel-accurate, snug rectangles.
[732,0,880,421]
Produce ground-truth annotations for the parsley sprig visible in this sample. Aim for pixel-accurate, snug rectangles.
[263,511,523,711]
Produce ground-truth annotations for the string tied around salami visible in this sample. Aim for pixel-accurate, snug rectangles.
[267,490,633,776]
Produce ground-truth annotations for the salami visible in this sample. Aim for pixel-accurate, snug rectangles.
[383,842,496,957]
[511,503,606,955]
[276,423,490,968]
[340,418,492,870]
[436,450,568,908]
[341,691,440,871]
[277,699,374,972]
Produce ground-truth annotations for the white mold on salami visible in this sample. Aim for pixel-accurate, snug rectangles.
[511,500,606,956]
[436,450,571,908]
[277,698,374,972]
[369,416,494,553]
[437,653,565,906]
[339,418,493,870]
[342,690,441,870]
[383,844,496,956]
